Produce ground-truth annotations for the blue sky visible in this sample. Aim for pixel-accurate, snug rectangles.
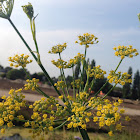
[0,0,140,77]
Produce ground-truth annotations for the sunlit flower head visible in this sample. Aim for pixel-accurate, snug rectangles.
[75,33,99,48]
[48,43,67,54]
[113,45,139,59]
[9,54,33,68]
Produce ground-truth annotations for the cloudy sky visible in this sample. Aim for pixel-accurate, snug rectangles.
[0,0,140,77]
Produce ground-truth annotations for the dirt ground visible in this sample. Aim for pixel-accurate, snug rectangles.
[0,78,140,135]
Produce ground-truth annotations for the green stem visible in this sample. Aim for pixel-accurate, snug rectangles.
[84,70,89,92]
[30,19,41,65]
[53,119,67,122]
[94,59,123,97]
[72,67,76,98]
[30,19,39,53]
[89,78,95,90]
[102,83,117,100]
[80,46,87,91]
[8,18,61,96]
[35,87,50,98]
[59,69,67,101]
[54,120,67,130]
[58,53,69,96]
[78,127,90,140]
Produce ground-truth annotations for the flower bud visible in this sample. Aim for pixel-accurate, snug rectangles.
[22,2,34,20]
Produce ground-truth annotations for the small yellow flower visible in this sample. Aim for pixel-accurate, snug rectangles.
[120,109,125,114]
[125,116,131,121]
[108,131,114,136]
[1,128,5,134]
[1,95,6,100]
[48,126,53,131]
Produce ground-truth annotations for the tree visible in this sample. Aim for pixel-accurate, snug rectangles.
[132,70,140,99]
[6,69,26,80]
[4,66,12,73]
[66,75,73,88]
[31,72,48,83]
[0,65,3,70]
[75,61,81,79]
[90,59,96,68]
[91,78,112,94]
[122,67,132,99]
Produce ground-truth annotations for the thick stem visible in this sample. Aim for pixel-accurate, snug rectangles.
[8,18,61,96]
[78,127,90,140]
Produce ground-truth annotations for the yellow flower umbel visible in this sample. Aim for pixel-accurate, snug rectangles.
[24,97,60,138]
[66,53,85,68]
[24,78,39,91]
[107,71,132,85]
[75,33,99,48]
[54,80,66,90]
[0,88,26,134]
[71,79,84,89]
[113,45,139,59]
[9,54,33,68]
[51,59,67,69]
[88,65,106,79]
[91,98,128,136]
[48,43,67,54]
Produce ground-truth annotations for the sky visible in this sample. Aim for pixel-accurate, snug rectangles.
[0,0,140,77]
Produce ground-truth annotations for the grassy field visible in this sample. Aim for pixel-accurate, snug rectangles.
[0,127,140,140]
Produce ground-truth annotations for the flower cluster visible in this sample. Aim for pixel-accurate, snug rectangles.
[26,97,58,138]
[67,92,92,130]
[55,102,69,119]
[0,88,26,134]
[9,54,33,68]
[107,71,132,85]
[75,33,99,48]
[113,45,139,59]
[88,65,106,79]
[71,79,84,89]
[48,43,67,54]
[92,99,131,136]
[24,78,39,91]
[51,59,67,69]
[66,53,85,68]
[54,80,66,90]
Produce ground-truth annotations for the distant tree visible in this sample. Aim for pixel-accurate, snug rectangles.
[6,69,26,80]
[91,78,112,94]
[75,61,81,79]
[122,67,132,99]
[66,75,73,88]
[20,68,30,80]
[89,59,96,83]
[132,70,140,99]
[90,59,96,68]
[4,67,12,73]
[31,72,48,83]
[0,65,3,70]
